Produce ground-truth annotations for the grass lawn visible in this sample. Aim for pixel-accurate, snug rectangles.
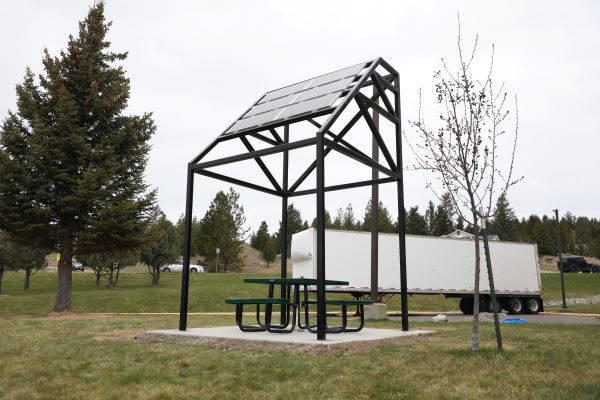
[1,272,599,399]
[1,271,599,315]
[0,314,599,399]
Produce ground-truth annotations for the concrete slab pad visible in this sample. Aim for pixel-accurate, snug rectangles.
[148,326,434,346]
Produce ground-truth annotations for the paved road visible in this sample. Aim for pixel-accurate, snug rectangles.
[388,313,600,325]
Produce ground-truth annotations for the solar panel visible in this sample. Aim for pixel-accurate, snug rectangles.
[223,60,371,135]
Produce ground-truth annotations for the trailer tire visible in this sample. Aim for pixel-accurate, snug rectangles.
[486,298,501,314]
[524,298,541,314]
[507,297,524,315]
[459,297,474,315]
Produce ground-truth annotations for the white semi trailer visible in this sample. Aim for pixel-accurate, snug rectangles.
[291,228,543,314]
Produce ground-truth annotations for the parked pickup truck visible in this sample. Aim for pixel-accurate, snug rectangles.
[557,256,600,273]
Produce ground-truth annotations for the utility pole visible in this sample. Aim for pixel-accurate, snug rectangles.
[553,209,567,309]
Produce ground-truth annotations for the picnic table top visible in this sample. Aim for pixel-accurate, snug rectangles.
[243,277,349,286]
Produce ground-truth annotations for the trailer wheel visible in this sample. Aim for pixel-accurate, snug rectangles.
[459,297,474,315]
[506,297,524,315]
[523,298,540,314]
[486,298,501,314]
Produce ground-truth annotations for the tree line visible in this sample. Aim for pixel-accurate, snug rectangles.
[247,192,600,263]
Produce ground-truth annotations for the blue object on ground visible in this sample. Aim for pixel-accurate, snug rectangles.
[502,318,528,324]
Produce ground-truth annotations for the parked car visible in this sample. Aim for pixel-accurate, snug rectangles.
[72,259,84,272]
[557,256,600,273]
[160,261,204,273]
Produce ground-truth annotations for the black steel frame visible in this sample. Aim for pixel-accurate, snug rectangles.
[178,57,409,340]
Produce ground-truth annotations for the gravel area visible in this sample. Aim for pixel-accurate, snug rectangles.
[545,295,600,306]
[400,313,600,325]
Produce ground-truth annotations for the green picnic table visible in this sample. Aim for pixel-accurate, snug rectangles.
[225,277,372,334]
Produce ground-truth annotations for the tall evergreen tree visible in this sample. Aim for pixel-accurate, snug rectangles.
[431,193,455,236]
[311,210,332,229]
[261,239,277,267]
[341,204,357,231]
[198,188,248,272]
[0,3,155,311]
[250,221,270,252]
[489,193,519,241]
[361,200,396,233]
[405,206,428,235]
[424,201,436,234]
[277,204,305,255]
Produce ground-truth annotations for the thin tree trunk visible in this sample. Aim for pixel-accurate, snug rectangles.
[54,244,73,312]
[471,214,481,353]
[94,269,101,286]
[114,267,121,288]
[0,267,4,294]
[481,225,503,351]
[152,266,160,285]
[24,268,31,290]
[107,267,114,289]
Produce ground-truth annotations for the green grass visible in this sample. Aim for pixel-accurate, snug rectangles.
[1,272,600,399]
[0,314,599,399]
[1,271,599,315]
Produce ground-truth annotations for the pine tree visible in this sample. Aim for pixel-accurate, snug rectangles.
[341,204,357,230]
[331,208,344,229]
[199,188,248,272]
[261,239,277,267]
[277,204,305,255]
[250,221,270,252]
[0,3,155,311]
[311,210,332,229]
[405,206,428,235]
[431,193,455,236]
[424,201,436,234]
[490,193,519,241]
[361,200,396,233]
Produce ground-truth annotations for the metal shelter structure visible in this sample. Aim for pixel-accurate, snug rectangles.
[178,57,409,340]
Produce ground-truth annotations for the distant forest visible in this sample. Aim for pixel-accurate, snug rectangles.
[181,189,600,270]
[249,193,600,258]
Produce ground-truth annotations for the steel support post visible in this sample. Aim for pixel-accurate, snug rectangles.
[316,131,327,340]
[370,96,380,303]
[179,167,195,331]
[394,75,409,331]
[280,125,289,324]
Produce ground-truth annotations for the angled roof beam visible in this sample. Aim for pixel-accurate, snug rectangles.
[356,92,399,125]
[268,128,284,144]
[288,177,396,197]
[192,137,316,171]
[196,169,282,197]
[312,59,381,138]
[355,96,398,171]
[248,132,280,146]
[363,73,397,93]
[308,119,370,160]
[240,136,283,193]
[287,90,384,193]
[288,108,363,193]
[323,137,400,179]
[378,58,399,77]
[371,72,395,114]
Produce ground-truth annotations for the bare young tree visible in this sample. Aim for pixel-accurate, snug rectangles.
[408,21,521,352]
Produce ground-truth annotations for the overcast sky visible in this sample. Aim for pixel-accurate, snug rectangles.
[1,1,599,235]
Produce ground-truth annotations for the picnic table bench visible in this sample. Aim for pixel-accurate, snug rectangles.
[225,277,373,334]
